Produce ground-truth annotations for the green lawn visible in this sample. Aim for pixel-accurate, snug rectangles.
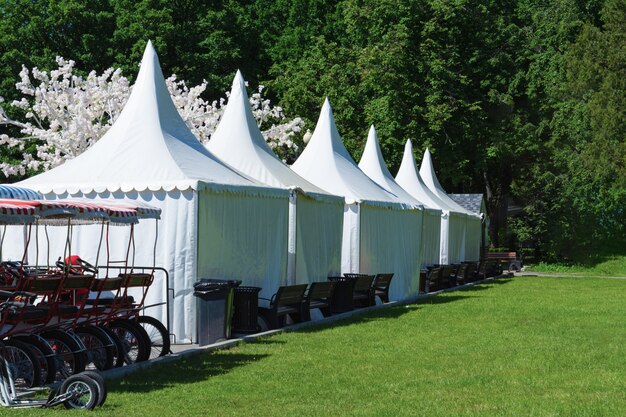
[15,276,626,416]
[527,255,626,276]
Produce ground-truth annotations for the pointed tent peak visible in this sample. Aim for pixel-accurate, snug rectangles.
[208,69,269,152]
[358,124,385,174]
[206,71,328,194]
[403,139,413,155]
[367,124,378,145]
[395,140,447,211]
[232,69,247,93]
[358,127,422,207]
[417,147,477,215]
[419,147,445,192]
[292,99,406,205]
[398,139,416,173]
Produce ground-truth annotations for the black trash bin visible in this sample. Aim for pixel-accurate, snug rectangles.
[328,276,356,313]
[194,278,241,346]
[232,286,262,334]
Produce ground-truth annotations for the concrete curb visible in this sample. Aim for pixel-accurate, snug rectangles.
[101,273,512,381]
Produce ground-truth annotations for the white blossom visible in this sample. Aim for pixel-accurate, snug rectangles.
[0,58,304,177]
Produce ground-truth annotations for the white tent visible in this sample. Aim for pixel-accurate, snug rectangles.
[206,71,343,286]
[291,99,423,301]
[358,127,441,268]
[419,149,482,261]
[17,42,291,343]
[395,140,464,265]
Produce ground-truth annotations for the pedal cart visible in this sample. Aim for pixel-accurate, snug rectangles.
[0,193,163,410]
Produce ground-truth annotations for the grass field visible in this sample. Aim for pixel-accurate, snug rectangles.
[528,254,626,276]
[14,276,626,416]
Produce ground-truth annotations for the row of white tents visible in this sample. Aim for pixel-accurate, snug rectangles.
[4,42,483,343]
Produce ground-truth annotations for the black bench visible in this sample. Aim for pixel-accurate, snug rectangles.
[372,273,394,303]
[258,284,308,329]
[425,267,442,292]
[302,281,335,321]
[344,274,375,307]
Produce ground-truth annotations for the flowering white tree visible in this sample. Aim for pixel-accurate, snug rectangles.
[0,58,304,177]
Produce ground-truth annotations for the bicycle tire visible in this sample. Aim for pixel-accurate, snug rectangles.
[137,315,171,359]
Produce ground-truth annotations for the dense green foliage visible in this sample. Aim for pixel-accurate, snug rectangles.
[0,0,624,260]
[13,276,626,416]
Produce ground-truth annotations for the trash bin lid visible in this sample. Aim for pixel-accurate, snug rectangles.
[193,278,242,292]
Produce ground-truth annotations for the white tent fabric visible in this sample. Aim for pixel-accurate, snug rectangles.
[394,140,465,265]
[419,149,482,261]
[16,41,290,342]
[357,126,432,271]
[206,71,343,285]
[292,100,422,301]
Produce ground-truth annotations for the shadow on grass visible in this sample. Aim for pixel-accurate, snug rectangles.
[287,277,514,335]
[109,352,270,394]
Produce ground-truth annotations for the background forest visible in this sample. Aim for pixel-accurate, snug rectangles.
[0,0,624,262]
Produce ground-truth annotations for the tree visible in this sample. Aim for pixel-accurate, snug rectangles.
[0,59,303,176]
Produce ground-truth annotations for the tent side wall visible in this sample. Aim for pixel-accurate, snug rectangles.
[359,205,422,301]
[446,212,466,264]
[464,216,482,261]
[196,188,289,303]
[295,194,343,284]
[421,209,442,267]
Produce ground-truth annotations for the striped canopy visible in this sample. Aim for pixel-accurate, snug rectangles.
[0,200,38,224]
[0,198,159,225]
[0,184,42,200]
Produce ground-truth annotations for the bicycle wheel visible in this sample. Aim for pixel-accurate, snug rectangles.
[75,325,115,371]
[137,316,171,359]
[12,334,58,385]
[41,329,87,381]
[1,339,42,388]
[61,374,100,410]
[79,370,107,407]
[107,319,150,364]
[98,324,126,368]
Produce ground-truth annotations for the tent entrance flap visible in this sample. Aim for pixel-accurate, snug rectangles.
[341,202,360,273]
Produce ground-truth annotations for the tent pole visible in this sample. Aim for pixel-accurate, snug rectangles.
[287,190,297,286]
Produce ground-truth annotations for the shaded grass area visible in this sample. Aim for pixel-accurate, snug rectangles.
[528,254,626,276]
[15,276,626,416]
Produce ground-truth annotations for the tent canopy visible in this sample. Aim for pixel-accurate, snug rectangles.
[395,141,455,214]
[358,125,423,208]
[207,71,336,201]
[205,71,343,285]
[291,99,409,208]
[19,42,277,197]
[419,148,477,217]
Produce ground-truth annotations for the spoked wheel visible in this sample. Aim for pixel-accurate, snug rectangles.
[80,370,108,407]
[61,373,104,410]
[41,329,87,382]
[1,339,42,388]
[98,324,126,368]
[137,316,170,359]
[12,334,58,385]
[107,319,150,364]
[75,325,115,371]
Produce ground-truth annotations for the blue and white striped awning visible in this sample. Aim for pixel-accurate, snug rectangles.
[0,184,43,200]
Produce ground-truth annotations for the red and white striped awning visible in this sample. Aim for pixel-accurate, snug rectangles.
[0,198,160,225]
[55,199,138,225]
[0,200,38,224]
